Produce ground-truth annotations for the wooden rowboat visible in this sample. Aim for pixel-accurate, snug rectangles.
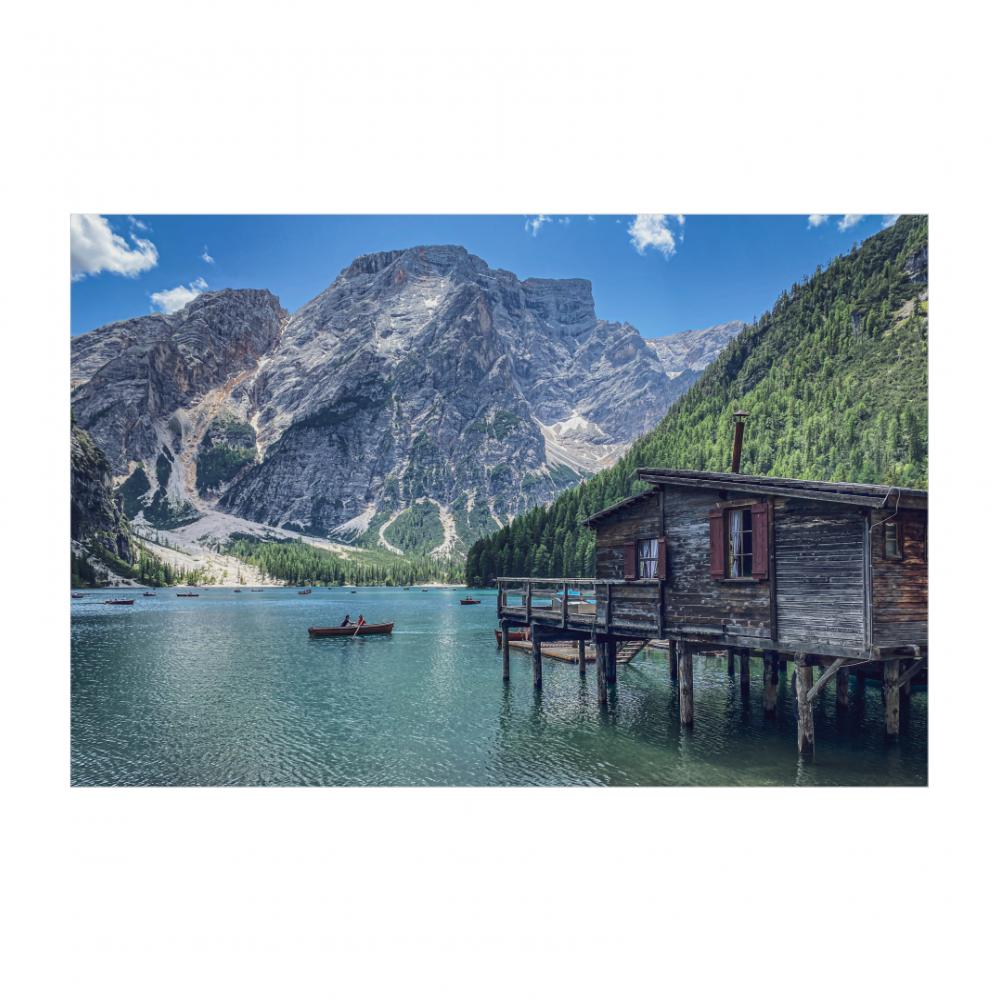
[142,592,156,596]
[460,598,481,605]
[307,621,395,637]
[494,627,529,645]
[104,599,134,605]
[176,592,199,597]
[298,589,312,594]
[72,593,84,598]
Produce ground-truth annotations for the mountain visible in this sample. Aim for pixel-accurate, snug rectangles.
[465,214,929,585]
[646,320,746,374]
[70,246,740,557]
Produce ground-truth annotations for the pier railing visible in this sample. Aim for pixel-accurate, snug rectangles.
[496,577,662,634]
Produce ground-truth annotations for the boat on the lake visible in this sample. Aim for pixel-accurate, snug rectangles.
[176,592,199,597]
[460,598,481,605]
[298,589,312,595]
[404,587,411,590]
[251,588,264,592]
[104,598,134,605]
[142,592,156,597]
[72,593,84,599]
[307,621,395,637]
[233,589,242,593]
[350,589,356,593]
[495,627,529,645]
[421,589,428,592]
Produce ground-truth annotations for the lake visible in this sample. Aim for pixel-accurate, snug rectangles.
[71,587,928,786]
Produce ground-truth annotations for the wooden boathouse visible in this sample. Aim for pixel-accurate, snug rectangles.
[496,463,928,755]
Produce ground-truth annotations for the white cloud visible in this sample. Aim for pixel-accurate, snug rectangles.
[127,215,150,231]
[587,215,595,221]
[837,214,865,232]
[558,217,570,226]
[525,214,551,237]
[201,246,215,264]
[807,214,829,228]
[627,214,684,260]
[150,277,208,314]
[71,213,159,280]
[882,214,901,228]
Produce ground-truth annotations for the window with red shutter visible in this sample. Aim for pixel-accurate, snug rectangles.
[657,535,667,580]
[709,509,725,579]
[624,540,637,579]
[751,503,768,579]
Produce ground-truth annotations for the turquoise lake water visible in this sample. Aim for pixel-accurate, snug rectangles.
[70,587,928,786]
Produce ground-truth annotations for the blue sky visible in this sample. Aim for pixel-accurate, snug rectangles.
[70,213,901,338]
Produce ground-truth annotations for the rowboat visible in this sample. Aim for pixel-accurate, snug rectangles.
[104,599,134,605]
[251,588,264,592]
[350,590,356,593]
[494,627,529,645]
[298,589,312,595]
[460,598,481,605]
[142,592,156,596]
[176,592,199,597]
[233,589,242,593]
[72,593,84,599]
[307,621,395,637]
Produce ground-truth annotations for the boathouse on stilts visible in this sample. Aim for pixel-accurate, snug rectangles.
[496,412,928,757]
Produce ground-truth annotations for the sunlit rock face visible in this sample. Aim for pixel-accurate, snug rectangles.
[71,246,742,545]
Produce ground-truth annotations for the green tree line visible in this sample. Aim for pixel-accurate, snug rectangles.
[465,214,929,587]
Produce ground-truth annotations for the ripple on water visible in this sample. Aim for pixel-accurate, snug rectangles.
[71,591,927,786]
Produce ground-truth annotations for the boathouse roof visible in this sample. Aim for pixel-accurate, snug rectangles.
[580,470,927,527]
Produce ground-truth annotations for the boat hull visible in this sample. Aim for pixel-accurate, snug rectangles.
[494,628,529,645]
[460,599,481,605]
[308,622,395,637]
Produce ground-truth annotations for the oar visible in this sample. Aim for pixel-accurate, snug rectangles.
[351,618,363,638]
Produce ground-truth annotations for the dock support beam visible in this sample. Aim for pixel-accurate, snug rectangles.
[899,657,912,712]
[884,658,900,741]
[679,641,694,727]
[606,640,617,685]
[778,657,788,674]
[795,653,814,755]
[578,638,587,676]
[836,662,850,712]
[501,619,510,682]
[596,642,608,706]
[739,649,750,699]
[727,649,735,676]
[669,640,678,681]
[531,636,543,689]
[763,650,778,718]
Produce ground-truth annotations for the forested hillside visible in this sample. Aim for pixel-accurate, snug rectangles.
[465,214,928,587]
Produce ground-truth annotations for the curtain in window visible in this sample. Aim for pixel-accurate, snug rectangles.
[730,509,742,577]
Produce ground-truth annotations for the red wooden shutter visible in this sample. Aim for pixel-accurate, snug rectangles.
[709,510,725,580]
[624,540,637,580]
[657,536,667,580]
[751,502,768,579]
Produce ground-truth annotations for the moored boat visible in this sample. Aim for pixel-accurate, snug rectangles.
[72,593,84,599]
[307,621,395,637]
[460,598,481,605]
[251,588,264,592]
[298,589,312,595]
[233,589,242,592]
[176,592,199,597]
[142,592,156,597]
[494,627,529,645]
[104,598,135,605]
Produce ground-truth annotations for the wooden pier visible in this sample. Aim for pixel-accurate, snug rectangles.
[495,464,927,758]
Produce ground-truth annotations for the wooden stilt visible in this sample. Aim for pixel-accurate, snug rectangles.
[501,619,510,682]
[669,639,678,681]
[606,639,617,685]
[836,663,850,712]
[795,653,814,755]
[531,636,543,689]
[884,658,900,741]
[596,642,608,706]
[739,649,750,699]
[727,648,735,676]
[899,658,912,712]
[856,669,866,693]
[679,641,694,726]
[778,658,788,674]
[763,650,777,717]
[578,638,587,676]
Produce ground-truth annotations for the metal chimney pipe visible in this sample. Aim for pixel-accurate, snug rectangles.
[731,410,749,474]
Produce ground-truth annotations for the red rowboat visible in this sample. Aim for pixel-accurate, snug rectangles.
[72,593,84,599]
[307,621,395,637]
[104,599,134,605]
[298,589,312,594]
[494,628,529,645]
[460,598,481,605]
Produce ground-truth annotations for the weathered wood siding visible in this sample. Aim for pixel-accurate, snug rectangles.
[871,511,928,647]
[595,488,771,638]
[774,498,866,650]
